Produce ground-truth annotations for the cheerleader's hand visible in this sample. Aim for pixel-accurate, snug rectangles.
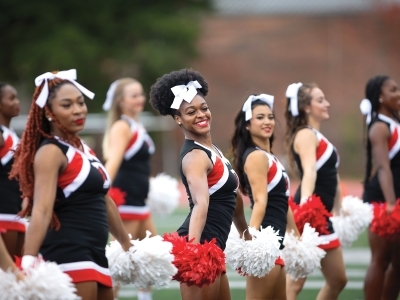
[21,197,29,212]
[243,230,252,241]
[386,202,395,214]
[21,255,41,269]
[300,196,309,206]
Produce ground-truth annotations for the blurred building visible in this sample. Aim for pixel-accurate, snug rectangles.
[181,0,400,179]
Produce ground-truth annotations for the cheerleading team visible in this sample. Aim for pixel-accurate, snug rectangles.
[9,70,131,300]
[149,68,249,300]
[0,83,26,260]
[361,76,400,300]
[231,94,289,300]
[284,83,347,300]
[102,78,156,300]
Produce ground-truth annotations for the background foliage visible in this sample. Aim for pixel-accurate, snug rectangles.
[0,0,211,111]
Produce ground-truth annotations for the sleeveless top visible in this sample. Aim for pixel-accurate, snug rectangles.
[293,126,339,212]
[177,139,239,250]
[39,138,111,253]
[242,147,289,248]
[0,125,21,214]
[363,114,400,203]
[112,115,155,206]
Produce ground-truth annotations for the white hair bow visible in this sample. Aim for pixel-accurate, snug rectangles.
[286,82,303,117]
[360,98,372,124]
[34,69,95,108]
[102,80,119,111]
[170,81,202,109]
[242,94,274,121]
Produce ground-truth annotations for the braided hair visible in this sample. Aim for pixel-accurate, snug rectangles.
[363,75,390,187]
[149,68,209,117]
[10,76,81,230]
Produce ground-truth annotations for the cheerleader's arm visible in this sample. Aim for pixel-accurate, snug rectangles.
[293,128,318,204]
[182,149,212,244]
[233,193,251,240]
[332,174,342,216]
[245,150,269,231]
[286,206,300,236]
[105,194,131,251]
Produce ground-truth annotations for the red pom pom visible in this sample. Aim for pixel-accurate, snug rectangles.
[14,255,22,269]
[291,195,331,235]
[108,187,126,206]
[163,232,226,287]
[288,196,299,212]
[371,200,400,239]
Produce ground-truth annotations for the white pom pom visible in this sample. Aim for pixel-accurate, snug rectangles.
[0,269,20,300]
[331,195,373,247]
[225,224,247,271]
[21,261,79,300]
[106,237,138,286]
[128,231,177,289]
[106,232,177,289]
[225,225,282,278]
[147,173,180,216]
[282,223,326,280]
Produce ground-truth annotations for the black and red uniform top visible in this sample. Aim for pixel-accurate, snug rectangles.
[242,147,289,249]
[0,125,25,232]
[293,126,339,212]
[111,115,155,220]
[177,139,239,250]
[39,137,113,287]
[363,114,400,203]
[292,127,340,249]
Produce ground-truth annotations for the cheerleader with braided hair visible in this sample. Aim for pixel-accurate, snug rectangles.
[9,70,131,300]
[150,68,249,300]
[360,75,400,300]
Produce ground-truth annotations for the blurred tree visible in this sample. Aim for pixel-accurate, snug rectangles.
[0,0,211,111]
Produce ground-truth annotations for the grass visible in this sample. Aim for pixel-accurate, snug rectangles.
[117,207,399,300]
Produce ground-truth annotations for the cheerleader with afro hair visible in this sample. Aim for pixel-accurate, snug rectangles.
[150,69,249,300]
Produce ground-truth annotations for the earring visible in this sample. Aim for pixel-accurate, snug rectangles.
[178,122,181,125]
[379,98,383,103]
[48,117,52,121]
[246,127,249,130]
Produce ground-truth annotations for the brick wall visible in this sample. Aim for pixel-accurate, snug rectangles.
[182,10,400,178]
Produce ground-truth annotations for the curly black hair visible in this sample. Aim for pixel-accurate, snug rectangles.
[149,68,209,117]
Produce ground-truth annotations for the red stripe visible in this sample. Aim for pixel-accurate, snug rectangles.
[126,131,138,151]
[275,256,285,266]
[267,160,277,183]
[0,136,13,159]
[65,269,112,287]
[208,157,224,187]
[316,138,328,160]
[120,212,150,220]
[0,221,26,232]
[388,127,398,151]
[58,152,83,189]
[319,238,341,250]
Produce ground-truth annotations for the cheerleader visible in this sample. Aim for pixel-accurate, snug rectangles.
[149,68,248,300]
[361,75,400,300]
[231,94,289,300]
[9,70,131,300]
[284,83,347,299]
[0,83,26,259]
[102,78,156,300]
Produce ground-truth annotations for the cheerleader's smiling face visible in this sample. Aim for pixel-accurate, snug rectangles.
[379,78,400,112]
[48,83,88,136]
[248,104,275,141]
[175,95,211,135]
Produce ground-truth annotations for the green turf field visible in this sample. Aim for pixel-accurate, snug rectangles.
[117,208,397,300]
